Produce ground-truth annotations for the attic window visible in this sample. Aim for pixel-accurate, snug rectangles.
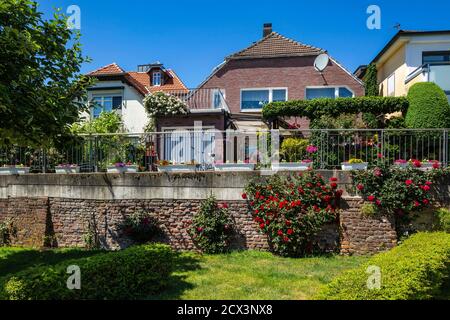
[153,71,162,86]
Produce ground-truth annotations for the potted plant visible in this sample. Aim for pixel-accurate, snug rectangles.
[55,163,80,174]
[417,159,440,171]
[214,160,255,172]
[0,164,30,175]
[107,161,139,173]
[341,158,368,171]
[394,159,408,168]
[271,159,313,171]
[157,160,198,172]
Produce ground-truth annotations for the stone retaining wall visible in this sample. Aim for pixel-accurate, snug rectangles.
[0,172,401,255]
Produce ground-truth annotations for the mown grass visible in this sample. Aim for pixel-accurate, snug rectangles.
[0,247,369,300]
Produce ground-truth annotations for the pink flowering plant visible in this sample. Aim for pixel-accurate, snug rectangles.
[120,210,161,243]
[188,195,234,254]
[351,161,446,217]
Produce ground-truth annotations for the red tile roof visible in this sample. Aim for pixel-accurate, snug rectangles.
[227,32,325,60]
[87,63,188,95]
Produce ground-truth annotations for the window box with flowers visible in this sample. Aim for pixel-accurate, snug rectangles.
[341,159,368,171]
[271,159,313,171]
[394,159,408,169]
[157,160,198,172]
[107,161,139,173]
[55,164,80,174]
[0,164,30,175]
[214,160,255,172]
[410,159,441,171]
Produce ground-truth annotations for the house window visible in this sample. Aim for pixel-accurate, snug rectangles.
[152,71,162,86]
[241,88,287,111]
[387,74,395,96]
[305,87,354,99]
[92,95,122,118]
[423,51,450,64]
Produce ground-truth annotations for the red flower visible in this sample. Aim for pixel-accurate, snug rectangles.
[277,230,283,236]
[432,162,440,169]
[287,229,293,235]
[330,182,338,189]
[422,185,431,191]
[242,193,247,199]
[330,177,338,182]
[368,195,376,202]
[376,200,381,207]
[285,220,292,226]
[425,181,432,186]
[413,160,421,168]
[220,202,229,209]
[283,236,290,243]
[405,180,413,186]
[414,200,420,207]
[377,153,383,159]
[265,220,271,226]
[423,199,430,205]
[357,184,364,191]
[259,223,265,229]
[197,227,203,232]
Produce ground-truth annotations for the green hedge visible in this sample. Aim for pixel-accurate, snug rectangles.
[317,232,450,300]
[0,244,174,300]
[262,96,409,120]
[405,82,450,128]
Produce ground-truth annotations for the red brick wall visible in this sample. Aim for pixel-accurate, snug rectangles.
[200,56,364,117]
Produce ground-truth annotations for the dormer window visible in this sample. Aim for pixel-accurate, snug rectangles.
[152,71,162,86]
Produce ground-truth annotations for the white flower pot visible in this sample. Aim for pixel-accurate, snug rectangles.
[419,163,439,171]
[157,165,197,172]
[341,162,368,171]
[107,165,139,173]
[0,167,30,175]
[55,166,80,174]
[394,162,408,169]
[271,162,312,171]
[214,163,255,171]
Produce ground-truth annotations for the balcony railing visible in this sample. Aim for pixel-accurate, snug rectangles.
[164,88,230,112]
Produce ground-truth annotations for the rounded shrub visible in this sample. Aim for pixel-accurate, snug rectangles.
[0,244,174,300]
[405,82,450,128]
[317,232,450,300]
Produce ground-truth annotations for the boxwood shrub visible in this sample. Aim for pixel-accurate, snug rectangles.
[317,232,450,300]
[0,244,174,300]
[405,82,450,128]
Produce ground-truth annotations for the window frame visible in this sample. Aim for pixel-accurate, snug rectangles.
[152,71,162,86]
[422,51,450,64]
[240,87,288,112]
[304,86,355,100]
[91,94,123,118]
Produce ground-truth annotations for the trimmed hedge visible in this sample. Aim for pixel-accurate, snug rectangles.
[0,244,174,300]
[317,232,450,300]
[262,96,409,120]
[405,82,450,128]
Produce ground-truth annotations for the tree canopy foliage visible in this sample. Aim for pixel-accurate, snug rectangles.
[0,0,93,146]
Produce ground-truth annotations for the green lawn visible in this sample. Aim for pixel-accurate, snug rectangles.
[0,247,368,300]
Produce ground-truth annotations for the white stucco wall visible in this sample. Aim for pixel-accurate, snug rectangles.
[86,81,148,132]
[405,34,450,73]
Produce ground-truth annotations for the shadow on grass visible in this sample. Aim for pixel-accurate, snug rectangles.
[149,252,202,300]
[0,248,105,278]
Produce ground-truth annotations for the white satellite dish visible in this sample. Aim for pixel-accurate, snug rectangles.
[314,53,329,72]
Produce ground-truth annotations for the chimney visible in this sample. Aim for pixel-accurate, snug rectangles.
[263,23,272,37]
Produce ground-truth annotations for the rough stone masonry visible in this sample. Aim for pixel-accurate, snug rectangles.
[0,171,398,255]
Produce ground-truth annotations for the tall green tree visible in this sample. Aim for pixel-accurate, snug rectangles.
[0,0,92,147]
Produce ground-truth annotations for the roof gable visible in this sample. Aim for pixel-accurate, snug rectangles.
[227,32,325,60]
[88,63,125,75]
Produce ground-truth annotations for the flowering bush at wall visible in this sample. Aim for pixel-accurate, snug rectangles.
[351,163,446,217]
[188,195,234,254]
[143,91,189,131]
[120,210,161,244]
[243,171,342,257]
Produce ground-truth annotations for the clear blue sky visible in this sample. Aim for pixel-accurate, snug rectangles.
[39,0,450,88]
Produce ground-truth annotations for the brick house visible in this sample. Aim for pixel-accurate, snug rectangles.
[86,62,188,132]
[156,23,364,133]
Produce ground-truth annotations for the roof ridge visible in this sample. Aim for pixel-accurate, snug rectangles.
[88,62,125,75]
[227,32,276,58]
